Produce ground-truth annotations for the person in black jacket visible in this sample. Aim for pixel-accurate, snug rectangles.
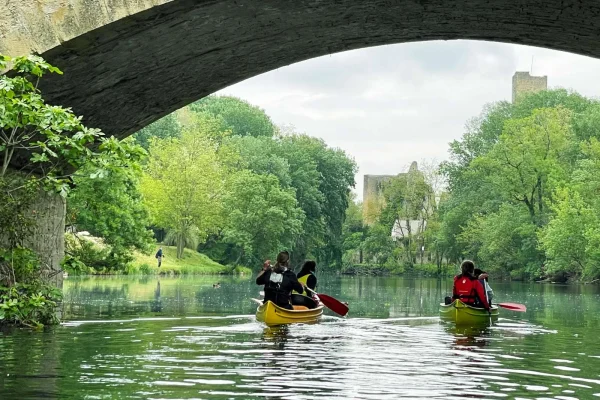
[256,251,303,310]
[296,260,317,295]
[155,247,164,268]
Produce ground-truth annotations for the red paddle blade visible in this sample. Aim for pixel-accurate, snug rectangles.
[498,302,527,312]
[317,293,349,316]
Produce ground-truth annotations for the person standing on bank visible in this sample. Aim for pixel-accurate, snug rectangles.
[295,260,317,296]
[256,251,304,310]
[155,247,164,268]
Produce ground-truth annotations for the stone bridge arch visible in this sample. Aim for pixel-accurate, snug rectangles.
[1,0,600,138]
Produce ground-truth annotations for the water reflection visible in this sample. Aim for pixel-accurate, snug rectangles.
[262,325,290,348]
[150,280,162,313]
[1,276,600,399]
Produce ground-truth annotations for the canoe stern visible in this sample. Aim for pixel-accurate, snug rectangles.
[256,301,324,326]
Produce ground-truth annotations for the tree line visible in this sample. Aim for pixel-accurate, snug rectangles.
[342,89,600,282]
[67,95,357,272]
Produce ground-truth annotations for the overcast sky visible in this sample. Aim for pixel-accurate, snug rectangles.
[217,40,600,200]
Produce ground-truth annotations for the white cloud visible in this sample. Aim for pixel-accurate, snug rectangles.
[217,40,600,200]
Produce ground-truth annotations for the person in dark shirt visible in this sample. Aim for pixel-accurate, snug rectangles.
[155,247,164,268]
[295,260,317,295]
[256,251,303,310]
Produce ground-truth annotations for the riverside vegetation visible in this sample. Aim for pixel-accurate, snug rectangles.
[0,54,142,327]
[343,89,600,283]
[3,54,600,326]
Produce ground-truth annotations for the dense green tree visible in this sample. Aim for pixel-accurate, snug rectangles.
[341,198,367,266]
[539,139,600,280]
[141,116,225,258]
[538,188,591,279]
[278,134,357,267]
[189,95,276,138]
[476,107,574,222]
[133,114,180,150]
[436,89,600,280]
[362,224,395,267]
[223,135,292,186]
[67,142,154,270]
[379,168,432,265]
[221,170,304,264]
[218,132,356,267]
[125,96,356,269]
[459,203,542,279]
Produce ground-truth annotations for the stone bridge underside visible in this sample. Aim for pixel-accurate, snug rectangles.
[2,0,600,138]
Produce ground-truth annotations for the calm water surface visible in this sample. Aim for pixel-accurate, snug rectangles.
[1,275,600,399]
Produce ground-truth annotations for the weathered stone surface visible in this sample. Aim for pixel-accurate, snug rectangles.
[27,190,66,286]
[512,71,548,103]
[1,0,600,138]
[0,0,171,56]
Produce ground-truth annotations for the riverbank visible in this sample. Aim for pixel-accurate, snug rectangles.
[128,246,247,275]
[64,239,252,276]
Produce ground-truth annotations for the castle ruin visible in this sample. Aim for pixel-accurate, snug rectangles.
[512,71,548,103]
[363,161,419,225]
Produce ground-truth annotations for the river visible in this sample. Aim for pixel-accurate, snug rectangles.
[1,275,599,399]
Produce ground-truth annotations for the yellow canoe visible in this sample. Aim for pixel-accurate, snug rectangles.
[439,299,499,325]
[255,300,324,326]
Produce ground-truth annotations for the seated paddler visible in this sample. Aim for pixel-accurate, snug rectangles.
[256,251,304,310]
[474,268,493,305]
[295,261,317,293]
[451,260,490,310]
[291,260,319,309]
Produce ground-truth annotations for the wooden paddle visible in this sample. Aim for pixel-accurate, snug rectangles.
[497,302,527,312]
[305,287,349,317]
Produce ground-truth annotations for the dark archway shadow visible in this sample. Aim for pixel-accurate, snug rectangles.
[33,0,600,139]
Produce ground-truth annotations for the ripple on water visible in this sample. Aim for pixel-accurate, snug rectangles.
[2,308,600,399]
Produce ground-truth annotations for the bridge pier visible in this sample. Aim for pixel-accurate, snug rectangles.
[27,190,66,286]
[0,189,66,286]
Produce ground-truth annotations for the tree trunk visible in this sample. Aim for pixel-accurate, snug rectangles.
[177,234,184,259]
[537,176,543,214]
[25,190,65,287]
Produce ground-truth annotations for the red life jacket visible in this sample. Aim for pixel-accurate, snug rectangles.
[452,274,489,309]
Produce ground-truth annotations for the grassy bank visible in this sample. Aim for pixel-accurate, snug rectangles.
[129,246,252,276]
[341,263,457,277]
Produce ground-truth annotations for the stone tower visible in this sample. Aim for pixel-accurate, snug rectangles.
[512,71,547,103]
[362,161,420,225]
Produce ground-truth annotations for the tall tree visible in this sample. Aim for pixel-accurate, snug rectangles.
[221,170,304,264]
[279,134,357,267]
[141,116,225,258]
[341,197,367,266]
[477,107,574,222]
[380,167,432,266]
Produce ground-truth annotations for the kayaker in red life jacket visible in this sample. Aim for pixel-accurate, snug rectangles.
[452,260,490,310]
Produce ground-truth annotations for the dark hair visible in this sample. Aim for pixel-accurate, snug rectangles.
[300,260,316,274]
[460,260,475,276]
[276,251,289,265]
[273,251,290,272]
